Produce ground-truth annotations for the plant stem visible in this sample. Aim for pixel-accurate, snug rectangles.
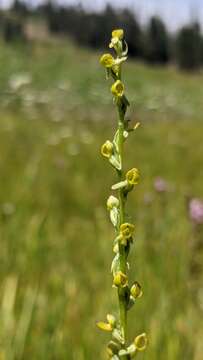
[117,105,128,351]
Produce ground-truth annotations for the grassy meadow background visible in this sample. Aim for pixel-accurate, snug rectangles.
[0,36,203,359]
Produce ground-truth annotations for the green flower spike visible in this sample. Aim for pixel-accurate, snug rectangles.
[98,29,147,359]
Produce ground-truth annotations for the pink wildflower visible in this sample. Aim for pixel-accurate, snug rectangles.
[154,177,168,193]
[189,198,203,225]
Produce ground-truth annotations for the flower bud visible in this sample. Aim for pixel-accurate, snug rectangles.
[112,29,124,40]
[134,333,148,351]
[126,168,140,185]
[101,140,113,158]
[111,80,124,98]
[100,53,114,68]
[120,223,135,239]
[113,271,128,288]
[109,29,124,51]
[107,195,119,210]
[130,281,143,299]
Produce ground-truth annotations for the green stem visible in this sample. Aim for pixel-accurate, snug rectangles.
[117,105,128,351]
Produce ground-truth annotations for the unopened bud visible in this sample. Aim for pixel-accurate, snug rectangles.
[107,195,119,210]
[113,271,128,288]
[130,281,143,299]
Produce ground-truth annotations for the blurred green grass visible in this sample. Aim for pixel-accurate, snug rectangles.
[0,38,203,359]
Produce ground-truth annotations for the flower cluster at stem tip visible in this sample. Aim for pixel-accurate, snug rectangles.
[97,29,147,359]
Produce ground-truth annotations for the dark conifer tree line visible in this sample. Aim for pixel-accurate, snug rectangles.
[1,0,203,71]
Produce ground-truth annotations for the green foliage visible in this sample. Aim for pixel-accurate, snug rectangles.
[0,14,25,43]
[3,0,203,70]
[144,16,170,64]
[99,30,146,359]
[176,23,202,70]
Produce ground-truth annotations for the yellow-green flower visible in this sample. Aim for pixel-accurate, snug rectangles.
[101,140,113,158]
[113,271,128,287]
[112,29,124,40]
[126,168,140,185]
[100,53,115,68]
[111,80,124,97]
[109,37,119,49]
[120,223,135,239]
[97,313,117,332]
[109,29,124,49]
[96,321,112,332]
[134,333,148,351]
[130,281,143,299]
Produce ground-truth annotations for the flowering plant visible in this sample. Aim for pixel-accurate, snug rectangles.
[97,29,147,359]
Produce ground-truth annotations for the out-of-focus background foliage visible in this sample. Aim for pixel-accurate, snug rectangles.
[0,1,203,359]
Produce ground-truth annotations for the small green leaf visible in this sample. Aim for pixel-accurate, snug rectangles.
[113,130,119,152]
[109,155,121,170]
[111,253,120,275]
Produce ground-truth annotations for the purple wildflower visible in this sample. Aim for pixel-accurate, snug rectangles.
[189,198,203,225]
[154,177,168,193]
